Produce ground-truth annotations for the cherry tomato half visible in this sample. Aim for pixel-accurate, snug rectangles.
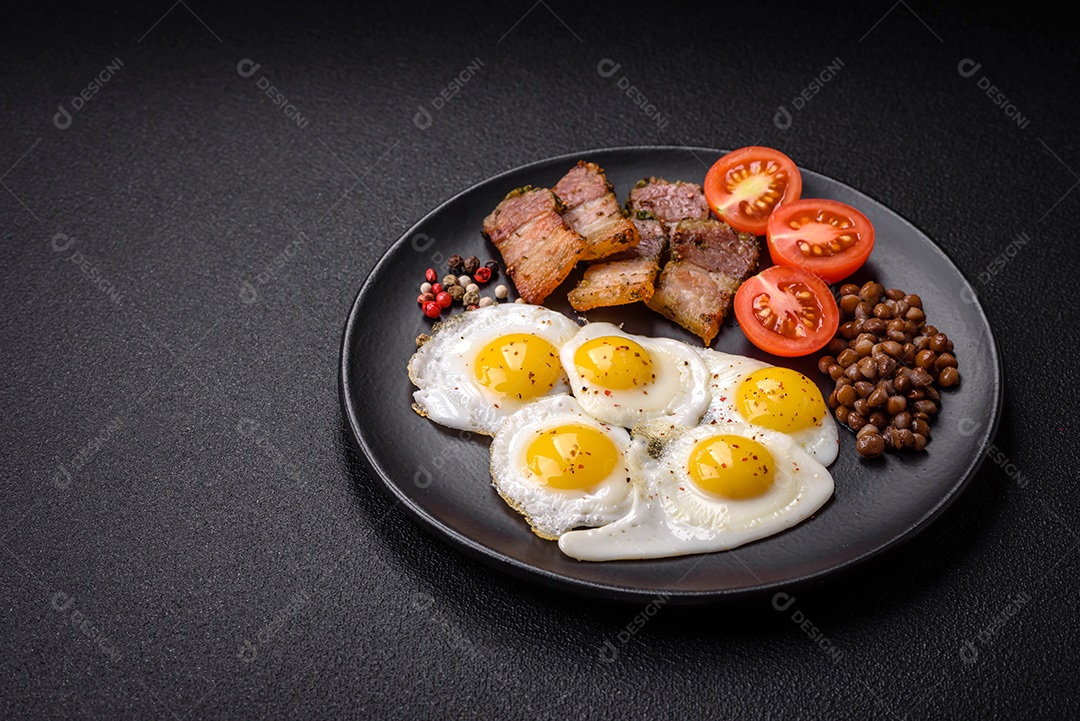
[734,265,839,357]
[705,147,803,236]
[766,199,875,284]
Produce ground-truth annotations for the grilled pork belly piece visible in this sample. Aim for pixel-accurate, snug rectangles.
[567,218,667,311]
[553,161,639,261]
[669,218,760,277]
[627,178,710,231]
[647,219,759,345]
[483,187,586,304]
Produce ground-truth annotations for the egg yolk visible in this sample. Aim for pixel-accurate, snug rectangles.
[735,367,827,434]
[573,336,654,390]
[474,334,562,401]
[688,435,775,500]
[525,424,619,490]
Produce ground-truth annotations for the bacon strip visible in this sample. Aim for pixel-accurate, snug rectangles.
[647,219,759,345]
[483,187,585,304]
[568,218,666,311]
[626,177,709,232]
[553,161,639,261]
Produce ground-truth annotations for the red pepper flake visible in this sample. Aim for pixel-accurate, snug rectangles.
[604,390,612,396]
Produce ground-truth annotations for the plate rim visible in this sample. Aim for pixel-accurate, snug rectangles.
[339,144,1005,603]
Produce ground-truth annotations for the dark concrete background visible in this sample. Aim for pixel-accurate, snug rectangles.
[3,1,1078,718]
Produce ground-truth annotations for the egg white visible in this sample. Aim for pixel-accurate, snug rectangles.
[409,304,581,435]
[560,322,710,429]
[696,348,839,467]
[489,395,634,540]
[558,421,834,561]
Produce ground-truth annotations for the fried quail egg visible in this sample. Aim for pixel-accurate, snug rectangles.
[558,421,834,560]
[408,304,580,435]
[697,348,838,467]
[560,323,710,428]
[489,395,634,539]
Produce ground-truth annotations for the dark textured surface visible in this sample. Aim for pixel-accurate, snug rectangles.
[2,1,1078,718]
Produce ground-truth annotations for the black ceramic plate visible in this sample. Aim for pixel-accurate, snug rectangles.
[340,146,1002,603]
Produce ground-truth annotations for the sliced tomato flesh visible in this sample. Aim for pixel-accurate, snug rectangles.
[705,147,803,236]
[767,199,875,284]
[734,265,839,357]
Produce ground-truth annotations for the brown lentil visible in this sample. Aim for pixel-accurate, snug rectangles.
[856,433,885,458]
[939,367,960,387]
[857,423,879,438]
[828,338,849,356]
[914,400,938,415]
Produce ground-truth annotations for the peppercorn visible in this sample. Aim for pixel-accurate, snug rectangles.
[447,254,464,274]
[465,283,479,294]
[494,284,508,300]
[463,256,480,274]
[442,274,458,288]
[463,290,480,306]
[430,282,444,296]
[514,298,526,304]
[473,267,492,283]
[422,301,440,318]
[448,285,465,302]
[466,304,479,311]
[425,268,437,283]
[457,275,471,288]
[436,291,452,309]
[417,292,435,304]
[478,297,495,307]
[420,282,432,294]
[484,259,499,273]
